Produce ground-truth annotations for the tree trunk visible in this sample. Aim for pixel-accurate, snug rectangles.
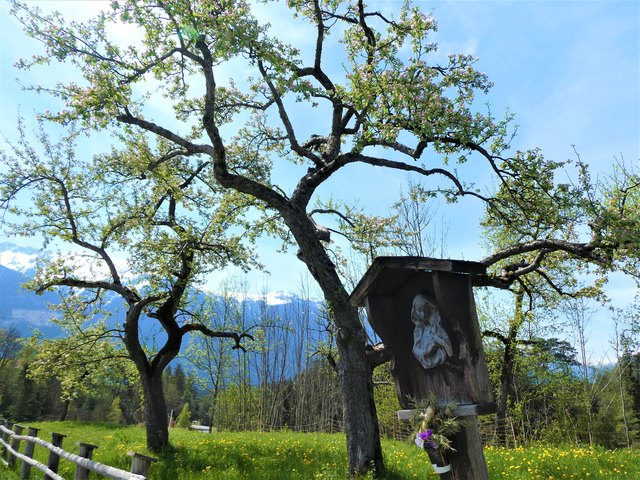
[59,399,70,422]
[618,364,632,448]
[284,209,384,476]
[123,302,181,453]
[495,343,514,446]
[494,289,524,447]
[139,369,170,453]
[335,306,384,476]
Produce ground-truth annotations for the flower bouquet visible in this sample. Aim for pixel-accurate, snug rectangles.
[413,397,461,475]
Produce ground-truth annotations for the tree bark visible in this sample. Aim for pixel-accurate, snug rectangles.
[335,306,384,476]
[139,369,169,453]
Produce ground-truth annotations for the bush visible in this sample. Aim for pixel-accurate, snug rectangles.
[176,402,191,428]
[107,397,123,424]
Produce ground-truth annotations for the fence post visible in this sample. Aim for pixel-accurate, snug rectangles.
[128,452,157,478]
[0,419,5,461]
[21,426,39,479]
[8,424,24,467]
[44,432,66,480]
[74,442,98,480]
[1,420,13,463]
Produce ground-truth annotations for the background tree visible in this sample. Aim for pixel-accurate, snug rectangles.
[625,351,640,444]
[176,402,192,428]
[0,126,255,452]
[481,287,532,446]
[1,343,62,421]
[481,178,583,445]
[0,326,20,371]
[23,319,136,421]
[184,284,244,431]
[108,396,124,424]
[562,296,600,445]
[8,0,640,474]
[617,301,640,445]
[390,181,449,258]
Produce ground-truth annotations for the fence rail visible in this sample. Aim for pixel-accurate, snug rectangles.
[0,420,156,480]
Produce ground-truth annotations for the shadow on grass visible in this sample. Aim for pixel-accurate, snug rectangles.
[151,443,412,480]
[152,444,183,480]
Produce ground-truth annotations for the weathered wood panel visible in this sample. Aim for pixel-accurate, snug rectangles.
[364,270,493,408]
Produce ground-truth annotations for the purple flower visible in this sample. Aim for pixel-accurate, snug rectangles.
[417,430,439,450]
[416,429,439,450]
[419,429,433,441]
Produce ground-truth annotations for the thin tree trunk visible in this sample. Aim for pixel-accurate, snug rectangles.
[567,298,595,446]
[492,289,524,447]
[618,366,632,448]
[59,399,70,421]
[208,346,224,433]
[613,320,632,448]
[496,343,514,447]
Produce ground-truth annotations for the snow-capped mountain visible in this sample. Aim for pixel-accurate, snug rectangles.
[0,267,61,337]
[211,289,300,306]
[0,242,42,274]
[0,242,322,341]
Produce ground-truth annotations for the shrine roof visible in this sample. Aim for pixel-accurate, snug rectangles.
[349,256,486,307]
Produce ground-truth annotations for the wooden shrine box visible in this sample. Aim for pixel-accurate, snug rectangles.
[351,257,495,480]
[350,257,494,409]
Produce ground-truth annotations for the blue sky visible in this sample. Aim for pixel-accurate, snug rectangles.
[1,1,638,359]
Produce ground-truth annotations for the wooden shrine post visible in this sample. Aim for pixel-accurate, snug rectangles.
[350,257,495,480]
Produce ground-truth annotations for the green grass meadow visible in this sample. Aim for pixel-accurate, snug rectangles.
[1,422,639,479]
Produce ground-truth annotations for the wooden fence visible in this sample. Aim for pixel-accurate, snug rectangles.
[0,420,156,480]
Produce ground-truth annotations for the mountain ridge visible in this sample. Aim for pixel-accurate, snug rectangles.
[0,243,322,341]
